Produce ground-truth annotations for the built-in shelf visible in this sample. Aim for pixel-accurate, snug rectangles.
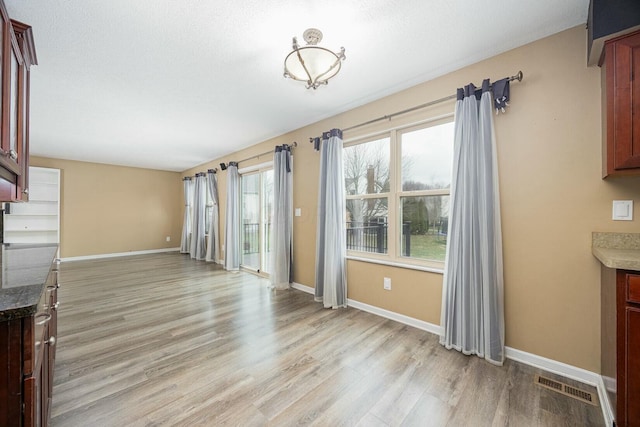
[4,166,60,250]
[5,213,57,217]
[5,228,57,232]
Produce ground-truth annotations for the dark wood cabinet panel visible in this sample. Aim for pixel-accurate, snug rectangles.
[23,376,38,427]
[602,29,640,178]
[616,271,640,427]
[0,0,36,201]
[0,319,23,425]
[629,274,640,303]
[626,307,640,426]
[11,19,35,202]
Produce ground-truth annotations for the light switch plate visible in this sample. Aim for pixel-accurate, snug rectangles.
[612,200,633,221]
[295,208,301,217]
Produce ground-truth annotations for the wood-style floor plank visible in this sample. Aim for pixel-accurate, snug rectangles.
[51,253,604,426]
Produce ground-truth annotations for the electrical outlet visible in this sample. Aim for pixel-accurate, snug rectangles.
[166,236,171,242]
[383,277,391,290]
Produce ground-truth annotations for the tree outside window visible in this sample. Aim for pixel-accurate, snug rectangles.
[343,119,453,264]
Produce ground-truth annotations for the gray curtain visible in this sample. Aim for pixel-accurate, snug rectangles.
[440,80,505,365]
[180,177,192,254]
[224,162,240,271]
[270,145,293,290]
[314,129,347,308]
[205,169,220,263]
[190,172,207,260]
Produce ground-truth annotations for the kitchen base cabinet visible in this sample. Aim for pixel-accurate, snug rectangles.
[617,271,640,427]
[0,255,58,426]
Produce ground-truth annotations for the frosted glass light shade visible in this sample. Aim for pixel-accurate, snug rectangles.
[283,29,345,90]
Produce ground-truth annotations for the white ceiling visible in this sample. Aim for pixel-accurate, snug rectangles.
[6,0,589,172]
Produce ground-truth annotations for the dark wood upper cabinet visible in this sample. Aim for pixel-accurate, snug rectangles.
[601,29,640,178]
[0,0,36,201]
[12,19,36,201]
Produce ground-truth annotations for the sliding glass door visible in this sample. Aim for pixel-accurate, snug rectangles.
[261,170,274,274]
[240,169,273,273]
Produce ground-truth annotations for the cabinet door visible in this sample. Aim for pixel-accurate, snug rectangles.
[0,23,23,199]
[13,20,32,202]
[40,323,50,427]
[605,31,640,174]
[23,374,40,427]
[17,58,28,200]
[626,306,640,426]
[47,287,56,396]
[0,9,35,202]
[0,319,23,426]
[0,32,22,175]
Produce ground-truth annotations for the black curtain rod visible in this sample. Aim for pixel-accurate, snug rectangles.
[182,168,218,180]
[310,70,523,140]
[219,141,297,170]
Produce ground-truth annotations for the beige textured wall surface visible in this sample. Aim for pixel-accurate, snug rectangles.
[31,156,183,258]
[184,26,640,372]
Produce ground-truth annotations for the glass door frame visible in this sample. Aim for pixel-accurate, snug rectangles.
[238,162,273,276]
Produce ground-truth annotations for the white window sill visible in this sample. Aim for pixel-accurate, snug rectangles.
[346,255,444,274]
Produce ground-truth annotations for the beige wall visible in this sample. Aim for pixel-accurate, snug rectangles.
[31,156,183,258]
[184,26,640,373]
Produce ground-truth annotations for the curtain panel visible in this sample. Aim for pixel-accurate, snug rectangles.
[190,172,207,260]
[205,169,220,263]
[270,145,293,289]
[440,80,505,365]
[314,129,347,309]
[224,162,240,271]
[180,177,193,254]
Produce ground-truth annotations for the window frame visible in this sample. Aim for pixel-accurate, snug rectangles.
[344,114,454,269]
[237,161,275,276]
[344,133,393,256]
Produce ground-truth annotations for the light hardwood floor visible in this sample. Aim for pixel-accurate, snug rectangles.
[51,253,603,426]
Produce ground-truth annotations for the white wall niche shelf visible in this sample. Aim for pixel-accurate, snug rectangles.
[4,166,61,250]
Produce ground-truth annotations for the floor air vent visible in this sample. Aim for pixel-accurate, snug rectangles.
[534,375,599,407]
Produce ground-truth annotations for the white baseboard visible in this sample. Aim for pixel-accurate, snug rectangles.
[61,247,180,262]
[504,347,600,385]
[293,281,442,335]
[291,281,612,427]
[347,298,443,336]
[602,375,616,393]
[504,347,613,426]
[292,282,314,294]
[597,376,615,427]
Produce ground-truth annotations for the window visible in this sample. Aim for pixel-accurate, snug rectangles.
[344,137,390,254]
[344,119,454,265]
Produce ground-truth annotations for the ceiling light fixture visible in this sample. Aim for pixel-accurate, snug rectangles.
[283,28,345,90]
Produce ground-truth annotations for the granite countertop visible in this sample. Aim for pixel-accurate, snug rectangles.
[0,243,59,322]
[592,232,640,271]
